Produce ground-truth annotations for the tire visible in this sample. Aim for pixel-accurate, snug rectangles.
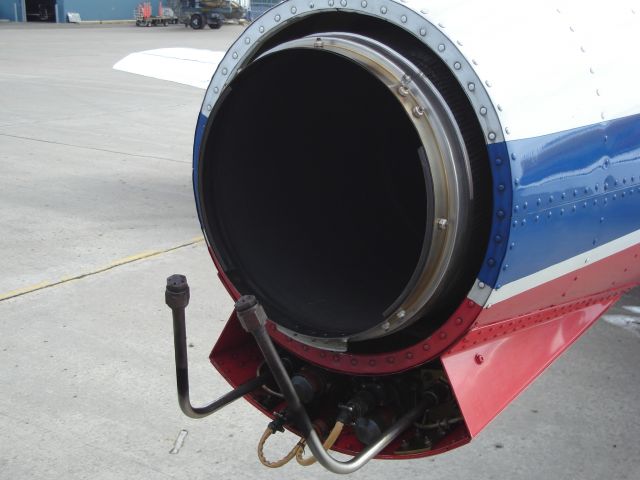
[190,14,204,29]
[208,22,221,29]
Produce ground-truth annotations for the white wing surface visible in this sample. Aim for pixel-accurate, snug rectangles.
[113,48,225,89]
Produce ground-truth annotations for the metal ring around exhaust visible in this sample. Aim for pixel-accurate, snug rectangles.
[256,33,471,344]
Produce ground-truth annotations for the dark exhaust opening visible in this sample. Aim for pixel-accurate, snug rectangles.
[200,49,431,338]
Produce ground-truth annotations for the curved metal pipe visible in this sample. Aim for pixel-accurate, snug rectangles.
[165,275,269,419]
[235,295,431,474]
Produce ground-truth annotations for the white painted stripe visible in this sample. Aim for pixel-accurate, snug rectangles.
[486,228,640,306]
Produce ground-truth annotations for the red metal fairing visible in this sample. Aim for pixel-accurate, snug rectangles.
[443,242,640,436]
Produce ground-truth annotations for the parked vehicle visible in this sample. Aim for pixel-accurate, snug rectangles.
[178,0,246,29]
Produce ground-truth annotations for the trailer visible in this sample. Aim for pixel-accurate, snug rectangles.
[135,2,178,26]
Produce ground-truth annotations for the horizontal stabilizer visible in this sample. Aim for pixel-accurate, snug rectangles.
[113,48,225,89]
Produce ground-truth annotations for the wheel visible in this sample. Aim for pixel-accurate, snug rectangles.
[208,22,221,29]
[190,14,204,29]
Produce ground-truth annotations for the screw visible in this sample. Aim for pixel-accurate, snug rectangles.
[475,354,484,364]
[412,105,425,117]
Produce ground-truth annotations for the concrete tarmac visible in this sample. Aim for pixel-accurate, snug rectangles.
[1,23,639,480]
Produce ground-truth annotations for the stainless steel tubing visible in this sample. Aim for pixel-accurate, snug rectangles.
[235,295,430,474]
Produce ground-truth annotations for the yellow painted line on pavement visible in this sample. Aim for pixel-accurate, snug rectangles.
[0,236,205,302]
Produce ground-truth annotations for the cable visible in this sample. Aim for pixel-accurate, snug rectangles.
[257,427,305,468]
[296,421,344,466]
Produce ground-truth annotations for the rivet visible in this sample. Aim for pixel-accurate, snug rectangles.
[547,211,552,218]
[497,184,505,192]
[589,67,595,74]
[397,310,406,319]
[520,219,526,226]
[488,132,496,141]
[478,281,486,289]
[340,0,347,6]
[437,218,448,230]
[369,359,376,366]
[494,234,502,243]
[206,104,212,111]
[213,87,219,94]
[600,216,605,223]
[560,208,565,216]
[502,264,509,271]
[423,343,430,351]
[512,220,518,228]
[439,332,447,340]
[495,157,503,165]
[535,215,540,222]
[549,195,554,203]
[511,153,516,161]
[497,104,502,111]
[291,6,297,13]
[475,354,484,364]
[455,317,464,325]
[259,25,265,33]
[274,13,281,21]
[232,52,238,59]
[386,356,395,364]
[420,9,427,14]
[505,127,511,134]
[468,82,475,91]
[487,258,496,267]
[438,43,446,52]
[496,209,505,219]
[406,352,413,359]
[381,321,390,331]
[438,22,445,28]
[485,80,492,87]
[401,15,407,23]
[221,68,228,75]
[509,242,515,250]
[309,2,314,7]
[412,105,425,117]
[244,37,250,45]
[380,6,387,14]
[419,27,427,36]
[361,0,367,6]
[480,106,487,115]
[523,201,528,209]
[514,205,519,213]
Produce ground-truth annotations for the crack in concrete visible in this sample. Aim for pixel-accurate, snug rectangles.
[0,132,190,164]
[0,237,204,303]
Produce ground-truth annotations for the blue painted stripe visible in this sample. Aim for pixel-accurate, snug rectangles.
[477,141,513,288]
[192,113,209,225]
[494,113,640,288]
